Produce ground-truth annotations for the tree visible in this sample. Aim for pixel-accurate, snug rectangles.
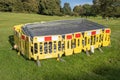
[62,2,72,15]
[22,0,39,13]
[111,0,120,18]
[82,4,92,17]
[73,5,84,16]
[39,0,61,15]
[12,0,24,12]
[0,0,15,12]
[93,0,120,18]
[0,0,39,13]
[92,0,100,16]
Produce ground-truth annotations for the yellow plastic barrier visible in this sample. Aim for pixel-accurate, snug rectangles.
[82,31,91,51]
[30,35,64,60]
[64,34,74,56]
[96,29,103,48]
[73,32,83,54]
[13,25,23,51]
[102,28,111,46]
[90,29,103,49]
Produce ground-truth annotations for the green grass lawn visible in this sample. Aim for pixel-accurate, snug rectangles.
[0,12,120,80]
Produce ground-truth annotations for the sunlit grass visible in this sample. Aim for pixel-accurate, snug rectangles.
[0,12,120,80]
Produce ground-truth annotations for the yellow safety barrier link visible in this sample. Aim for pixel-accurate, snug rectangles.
[102,28,111,47]
[64,34,74,56]
[95,29,103,48]
[82,30,91,51]
[73,32,83,54]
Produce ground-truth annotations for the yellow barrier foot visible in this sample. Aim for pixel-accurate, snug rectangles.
[98,47,103,53]
[36,56,41,67]
[57,58,60,61]
[60,58,66,62]
[57,54,65,62]
[17,52,20,56]
[86,50,90,56]
[57,58,65,62]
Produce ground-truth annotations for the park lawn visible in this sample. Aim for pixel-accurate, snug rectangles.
[0,12,120,80]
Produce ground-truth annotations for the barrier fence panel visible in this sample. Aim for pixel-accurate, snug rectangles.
[95,29,103,48]
[90,30,102,49]
[73,32,83,54]
[64,34,74,56]
[14,25,23,52]
[20,34,26,55]
[31,35,64,60]
[24,36,31,59]
[98,29,103,48]
[82,31,91,51]
[103,28,111,46]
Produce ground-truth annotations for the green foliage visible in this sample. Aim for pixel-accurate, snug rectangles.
[0,0,14,11]
[62,2,72,15]
[12,0,24,12]
[0,0,39,13]
[22,0,39,13]
[73,5,84,16]
[82,4,93,17]
[0,0,119,17]
[112,0,120,18]
[39,0,61,15]
[93,0,120,18]
[73,4,97,17]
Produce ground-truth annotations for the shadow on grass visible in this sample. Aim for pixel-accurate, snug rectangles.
[92,66,120,80]
[8,35,14,47]
[42,65,120,80]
